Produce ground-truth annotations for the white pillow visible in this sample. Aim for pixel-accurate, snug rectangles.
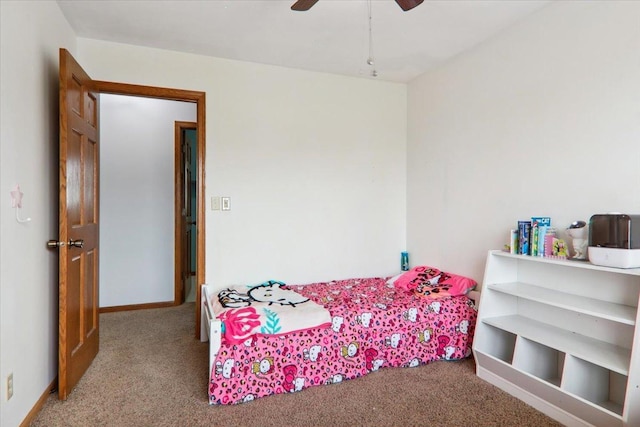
[385,273,404,286]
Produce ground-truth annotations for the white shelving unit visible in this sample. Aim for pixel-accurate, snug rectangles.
[473,250,640,427]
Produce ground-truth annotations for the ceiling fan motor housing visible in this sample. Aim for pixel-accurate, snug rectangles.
[291,0,424,12]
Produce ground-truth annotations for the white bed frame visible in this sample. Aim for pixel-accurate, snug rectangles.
[200,284,222,376]
[201,283,481,378]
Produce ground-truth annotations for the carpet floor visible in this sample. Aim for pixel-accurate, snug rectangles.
[31,303,561,426]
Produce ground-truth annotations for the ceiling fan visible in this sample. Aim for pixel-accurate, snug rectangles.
[291,0,424,12]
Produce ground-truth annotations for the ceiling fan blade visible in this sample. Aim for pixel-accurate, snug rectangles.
[291,0,319,11]
[395,0,424,12]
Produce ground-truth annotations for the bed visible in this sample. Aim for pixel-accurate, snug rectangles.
[200,266,479,405]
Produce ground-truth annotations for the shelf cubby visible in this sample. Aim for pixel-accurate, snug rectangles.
[474,323,516,364]
[562,355,626,416]
[513,337,564,387]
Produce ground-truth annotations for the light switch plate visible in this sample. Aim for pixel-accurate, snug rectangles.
[211,196,221,211]
[222,197,230,211]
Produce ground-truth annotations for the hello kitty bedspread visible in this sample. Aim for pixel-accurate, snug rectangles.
[212,280,332,345]
[209,277,477,405]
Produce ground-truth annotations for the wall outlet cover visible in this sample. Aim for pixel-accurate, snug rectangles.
[7,373,13,400]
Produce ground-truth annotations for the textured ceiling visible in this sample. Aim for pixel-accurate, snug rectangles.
[57,0,550,83]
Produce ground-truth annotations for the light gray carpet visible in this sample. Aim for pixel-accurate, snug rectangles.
[31,303,561,426]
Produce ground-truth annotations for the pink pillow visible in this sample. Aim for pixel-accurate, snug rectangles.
[392,266,442,292]
[437,272,477,296]
[413,271,477,300]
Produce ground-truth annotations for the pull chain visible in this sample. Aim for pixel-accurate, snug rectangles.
[367,0,377,77]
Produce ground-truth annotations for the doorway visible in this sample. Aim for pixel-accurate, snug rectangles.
[95,80,206,338]
[100,96,195,310]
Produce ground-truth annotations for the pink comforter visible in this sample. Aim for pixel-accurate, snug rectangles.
[209,277,477,405]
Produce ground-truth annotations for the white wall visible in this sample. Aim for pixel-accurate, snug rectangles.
[77,39,408,288]
[407,1,640,282]
[99,95,197,307]
[0,2,77,426]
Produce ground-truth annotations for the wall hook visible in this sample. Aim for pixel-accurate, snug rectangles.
[11,184,32,223]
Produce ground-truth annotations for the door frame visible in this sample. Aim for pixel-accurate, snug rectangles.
[94,81,206,338]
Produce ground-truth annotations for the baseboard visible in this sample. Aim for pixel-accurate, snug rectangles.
[99,300,175,313]
[20,377,57,427]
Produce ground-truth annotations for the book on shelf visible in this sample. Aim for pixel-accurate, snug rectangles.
[514,217,552,256]
[510,229,518,254]
[531,216,551,256]
[517,220,531,255]
[552,237,569,258]
[531,222,539,256]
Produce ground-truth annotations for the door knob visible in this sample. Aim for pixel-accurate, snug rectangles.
[68,239,84,248]
[47,239,84,249]
[47,240,65,249]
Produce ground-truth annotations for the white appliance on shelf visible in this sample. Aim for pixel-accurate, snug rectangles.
[588,213,640,269]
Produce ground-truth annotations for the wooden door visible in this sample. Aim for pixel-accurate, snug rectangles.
[57,48,100,400]
[184,129,197,279]
[175,122,197,304]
